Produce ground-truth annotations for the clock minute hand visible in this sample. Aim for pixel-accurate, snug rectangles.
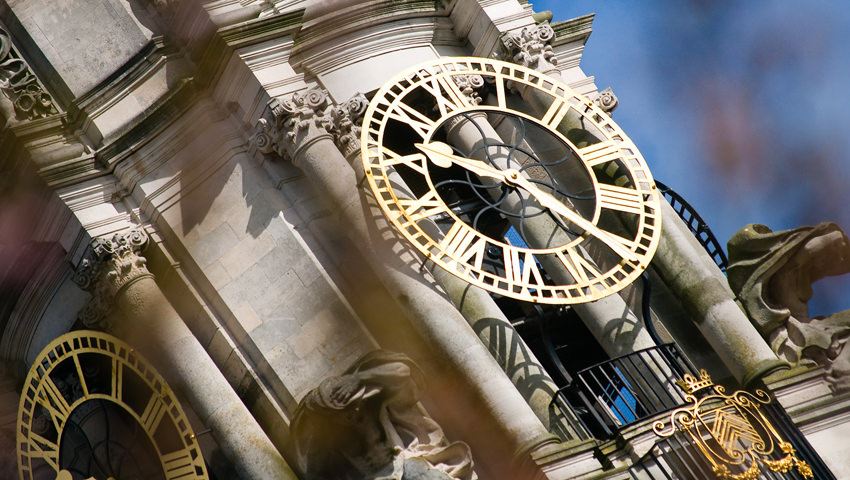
[507,174,640,263]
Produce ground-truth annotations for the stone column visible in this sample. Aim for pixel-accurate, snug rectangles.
[74,229,297,480]
[253,88,557,474]
[500,24,783,384]
[322,95,584,441]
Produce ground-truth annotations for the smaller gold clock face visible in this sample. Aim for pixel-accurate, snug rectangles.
[17,331,208,480]
[361,57,661,304]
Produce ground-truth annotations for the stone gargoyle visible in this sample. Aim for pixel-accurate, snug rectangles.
[727,222,850,392]
[289,350,477,480]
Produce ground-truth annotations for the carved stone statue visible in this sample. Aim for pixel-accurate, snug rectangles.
[727,223,850,391]
[289,350,477,480]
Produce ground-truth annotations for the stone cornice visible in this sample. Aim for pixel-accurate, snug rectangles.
[550,13,594,47]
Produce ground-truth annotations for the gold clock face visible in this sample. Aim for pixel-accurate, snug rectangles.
[17,331,208,480]
[361,57,661,304]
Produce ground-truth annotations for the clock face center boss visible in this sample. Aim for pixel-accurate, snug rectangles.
[360,57,662,304]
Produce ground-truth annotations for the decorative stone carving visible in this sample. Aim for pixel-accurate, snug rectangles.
[501,23,558,74]
[0,28,57,121]
[321,92,368,158]
[727,223,850,391]
[594,87,618,114]
[289,350,477,480]
[73,229,152,330]
[251,88,330,159]
[452,75,485,106]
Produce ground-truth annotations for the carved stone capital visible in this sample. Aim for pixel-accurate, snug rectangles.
[73,229,152,329]
[251,88,331,160]
[321,93,368,159]
[595,87,619,114]
[0,29,58,121]
[453,74,485,106]
[501,23,558,74]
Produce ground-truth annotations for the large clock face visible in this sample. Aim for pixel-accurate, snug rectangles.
[17,331,208,480]
[361,57,661,304]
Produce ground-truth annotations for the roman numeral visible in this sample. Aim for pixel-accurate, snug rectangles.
[162,448,205,479]
[597,184,645,215]
[541,97,571,128]
[578,140,621,167]
[37,375,72,431]
[504,249,545,290]
[421,76,474,117]
[141,395,168,433]
[24,431,59,471]
[384,102,435,138]
[381,148,428,176]
[439,223,487,270]
[556,246,601,284]
[73,355,89,397]
[494,75,507,109]
[397,191,446,223]
[112,358,124,401]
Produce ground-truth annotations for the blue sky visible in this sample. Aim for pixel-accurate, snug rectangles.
[534,0,850,314]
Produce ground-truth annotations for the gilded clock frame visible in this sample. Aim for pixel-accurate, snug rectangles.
[17,330,208,480]
[361,57,662,304]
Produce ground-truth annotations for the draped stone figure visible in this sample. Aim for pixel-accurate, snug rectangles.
[289,351,477,480]
[727,223,850,391]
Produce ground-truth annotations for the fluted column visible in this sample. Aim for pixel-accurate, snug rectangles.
[74,229,297,480]
[500,24,783,383]
[253,88,558,475]
[321,94,584,441]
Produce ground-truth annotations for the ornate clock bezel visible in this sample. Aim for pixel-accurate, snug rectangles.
[16,330,209,480]
[360,56,662,304]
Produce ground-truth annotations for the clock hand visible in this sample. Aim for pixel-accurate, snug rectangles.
[415,142,508,182]
[507,175,640,263]
[416,142,639,262]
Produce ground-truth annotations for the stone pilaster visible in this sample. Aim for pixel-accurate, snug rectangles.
[253,87,560,477]
[73,228,298,479]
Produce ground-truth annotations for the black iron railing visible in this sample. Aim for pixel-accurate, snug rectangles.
[550,343,698,439]
[656,180,729,272]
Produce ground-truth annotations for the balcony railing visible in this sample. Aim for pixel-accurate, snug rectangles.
[656,180,728,272]
[550,343,698,439]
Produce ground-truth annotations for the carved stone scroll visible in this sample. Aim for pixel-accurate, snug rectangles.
[289,350,477,480]
[0,28,57,121]
[727,222,850,391]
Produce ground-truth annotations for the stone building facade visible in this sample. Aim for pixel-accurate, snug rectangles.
[0,0,848,479]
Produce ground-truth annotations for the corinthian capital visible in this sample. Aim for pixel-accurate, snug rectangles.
[501,23,558,74]
[251,88,330,159]
[321,93,368,159]
[73,229,152,329]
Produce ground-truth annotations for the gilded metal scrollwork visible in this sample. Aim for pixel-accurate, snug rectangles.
[653,369,813,479]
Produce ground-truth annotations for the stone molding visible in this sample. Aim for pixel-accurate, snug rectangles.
[73,228,152,329]
[501,23,558,74]
[0,27,58,121]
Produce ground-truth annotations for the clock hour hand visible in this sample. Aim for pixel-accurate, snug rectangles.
[415,142,508,182]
